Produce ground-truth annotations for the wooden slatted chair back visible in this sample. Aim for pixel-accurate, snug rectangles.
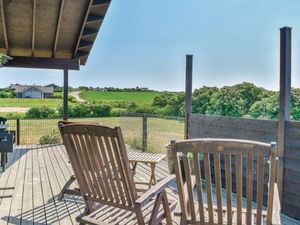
[59,122,138,212]
[171,138,277,225]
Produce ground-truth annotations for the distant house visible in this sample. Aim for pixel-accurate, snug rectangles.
[136,86,149,91]
[45,83,61,90]
[10,84,54,99]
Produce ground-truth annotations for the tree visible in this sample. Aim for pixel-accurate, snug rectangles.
[232,82,267,111]
[248,92,279,119]
[206,86,247,117]
[192,86,218,114]
[291,88,300,120]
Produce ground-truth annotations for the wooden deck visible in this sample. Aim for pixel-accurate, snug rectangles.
[0,145,180,225]
[0,145,299,225]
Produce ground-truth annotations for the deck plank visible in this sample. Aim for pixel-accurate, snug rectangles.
[0,149,21,225]
[42,145,75,225]
[32,146,46,224]
[52,145,84,212]
[37,145,61,225]
[7,148,27,225]
[47,145,82,222]
[21,146,34,225]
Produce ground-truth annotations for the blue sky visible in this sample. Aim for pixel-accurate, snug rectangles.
[1,0,300,91]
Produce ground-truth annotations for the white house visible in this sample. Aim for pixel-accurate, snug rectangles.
[10,84,54,99]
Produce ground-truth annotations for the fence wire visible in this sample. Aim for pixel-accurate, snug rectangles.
[7,115,182,153]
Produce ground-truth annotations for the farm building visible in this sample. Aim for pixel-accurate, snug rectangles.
[10,84,53,99]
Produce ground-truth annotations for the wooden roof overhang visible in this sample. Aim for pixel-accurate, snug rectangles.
[0,0,111,70]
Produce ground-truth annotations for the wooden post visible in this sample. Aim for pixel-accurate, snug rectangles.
[16,118,20,145]
[142,114,147,152]
[277,26,292,202]
[184,55,193,139]
[63,69,69,121]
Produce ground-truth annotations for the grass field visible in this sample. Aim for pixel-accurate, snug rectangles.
[79,91,160,104]
[7,117,184,153]
[0,98,64,108]
[0,91,160,108]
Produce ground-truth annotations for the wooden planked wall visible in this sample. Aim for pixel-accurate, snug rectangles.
[283,121,300,218]
[188,113,300,219]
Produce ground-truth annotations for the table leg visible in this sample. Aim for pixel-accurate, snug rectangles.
[131,162,138,176]
[150,163,157,186]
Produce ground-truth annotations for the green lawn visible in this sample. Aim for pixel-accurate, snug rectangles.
[6,117,184,153]
[80,91,160,104]
[0,98,64,108]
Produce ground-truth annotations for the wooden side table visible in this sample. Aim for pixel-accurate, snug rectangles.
[127,149,165,187]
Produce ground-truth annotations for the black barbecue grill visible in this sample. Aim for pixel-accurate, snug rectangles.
[0,117,15,199]
[0,117,15,172]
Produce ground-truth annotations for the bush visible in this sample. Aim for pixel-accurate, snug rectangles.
[68,95,77,103]
[111,108,128,117]
[0,112,26,119]
[58,103,112,118]
[152,92,185,117]
[0,89,15,98]
[26,106,58,119]
[39,130,61,145]
[132,105,157,114]
[248,93,279,119]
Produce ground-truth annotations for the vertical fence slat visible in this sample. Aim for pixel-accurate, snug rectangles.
[193,152,205,221]
[213,153,223,224]
[246,152,253,225]
[16,118,20,145]
[225,154,232,224]
[203,153,213,223]
[236,154,243,224]
[142,114,147,152]
[256,153,265,225]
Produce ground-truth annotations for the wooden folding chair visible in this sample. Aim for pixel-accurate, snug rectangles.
[58,120,100,201]
[59,122,177,225]
[171,138,281,225]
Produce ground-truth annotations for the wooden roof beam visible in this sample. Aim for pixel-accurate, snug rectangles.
[0,0,8,53]
[4,57,80,70]
[82,28,98,37]
[73,0,93,59]
[92,0,111,7]
[31,0,37,56]
[53,0,65,57]
[78,40,93,49]
[75,50,89,59]
[86,14,104,24]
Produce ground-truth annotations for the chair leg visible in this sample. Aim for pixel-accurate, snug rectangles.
[136,209,146,225]
[162,192,173,225]
[1,153,6,172]
[180,217,187,225]
[149,191,165,225]
[58,175,77,201]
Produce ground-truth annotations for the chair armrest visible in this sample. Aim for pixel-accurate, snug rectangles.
[135,175,176,207]
[272,183,281,225]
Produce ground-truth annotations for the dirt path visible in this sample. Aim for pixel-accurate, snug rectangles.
[0,107,30,113]
[69,91,85,102]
